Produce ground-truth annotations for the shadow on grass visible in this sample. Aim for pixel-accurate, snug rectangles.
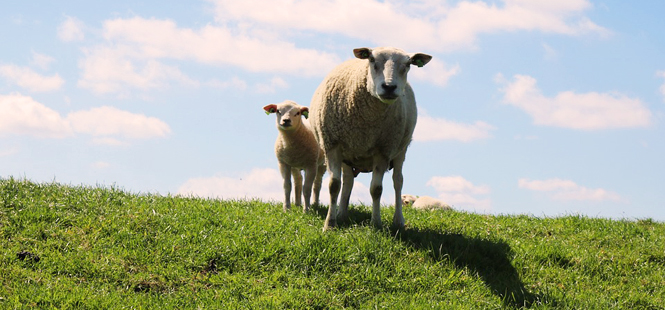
[311,204,550,308]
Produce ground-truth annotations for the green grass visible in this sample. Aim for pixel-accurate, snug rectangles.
[1,177,664,309]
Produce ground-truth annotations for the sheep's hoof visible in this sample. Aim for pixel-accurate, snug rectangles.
[302,206,310,213]
[371,218,382,229]
[323,219,337,231]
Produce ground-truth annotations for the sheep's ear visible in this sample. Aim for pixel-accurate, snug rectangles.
[300,107,309,119]
[410,53,433,68]
[353,48,372,60]
[263,104,277,115]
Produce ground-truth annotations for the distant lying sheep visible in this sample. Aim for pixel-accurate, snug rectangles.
[264,100,326,212]
[309,47,432,230]
[402,195,452,211]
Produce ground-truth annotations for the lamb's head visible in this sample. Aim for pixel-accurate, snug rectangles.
[354,47,432,104]
[263,100,309,132]
[401,194,417,205]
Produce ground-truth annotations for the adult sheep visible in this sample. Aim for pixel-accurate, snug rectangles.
[309,46,432,230]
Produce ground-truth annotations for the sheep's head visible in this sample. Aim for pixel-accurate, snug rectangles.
[401,194,417,205]
[354,47,432,104]
[263,100,309,131]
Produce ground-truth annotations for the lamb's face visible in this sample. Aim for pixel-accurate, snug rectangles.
[263,101,309,132]
[354,47,432,104]
[401,194,417,205]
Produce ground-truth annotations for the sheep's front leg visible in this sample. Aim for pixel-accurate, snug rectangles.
[337,163,354,223]
[370,160,388,228]
[279,162,292,211]
[324,148,343,231]
[302,165,317,212]
[312,164,326,206]
[391,152,406,229]
[291,168,303,207]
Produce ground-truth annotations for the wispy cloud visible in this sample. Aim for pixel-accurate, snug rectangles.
[57,16,85,42]
[177,168,379,205]
[0,64,64,92]
[426,175,491,211]
[518,178,622,202]
[0,93,170,143]
[211,0,609,52]
[657,70,665,102]
[497,74,652,130]
[414,112,495,142]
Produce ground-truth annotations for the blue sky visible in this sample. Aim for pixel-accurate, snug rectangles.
[1,0,664,220]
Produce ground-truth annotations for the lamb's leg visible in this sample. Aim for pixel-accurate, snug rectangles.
[324,148,342,231]
[337,163,354,223]
[279,162,292,211]
[302,165,316,213]
[292,168,303,207]
[391,152,406,229]
[370,160,389,228]
[312,163,326,206]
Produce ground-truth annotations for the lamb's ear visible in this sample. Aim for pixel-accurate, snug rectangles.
[300,107,309,119]
[410,53,433,68]
[263,104,277,115]
[353,48,372,60]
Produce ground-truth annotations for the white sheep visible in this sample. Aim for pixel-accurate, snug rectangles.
[309,47,432,230]
[402,194,452,211]
[264,100,326,212]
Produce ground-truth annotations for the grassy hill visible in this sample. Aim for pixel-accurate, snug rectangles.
[1,177,664,309]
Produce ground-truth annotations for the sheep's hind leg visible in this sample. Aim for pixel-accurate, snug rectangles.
[279,162,292,211]
[312,164,326,206]
[324,148,342,231]
[369,161,388,229]
[336,163,354,223]
[291,168,303,208]
[302,165,316,212]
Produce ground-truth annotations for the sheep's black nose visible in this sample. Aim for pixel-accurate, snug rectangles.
[281,119,291,126]
[381,83,397,93]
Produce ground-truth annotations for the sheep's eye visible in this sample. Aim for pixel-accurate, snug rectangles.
[369,56,375,63]
[296,112,300,116]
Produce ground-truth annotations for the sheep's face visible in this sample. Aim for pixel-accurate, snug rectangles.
[401,194,417,205]
[354,47,432,104]
[263,101,309,132]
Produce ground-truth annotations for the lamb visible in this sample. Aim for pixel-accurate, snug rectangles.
[402,194,452,211]
[264,100,326,212]
[309,47,432,230]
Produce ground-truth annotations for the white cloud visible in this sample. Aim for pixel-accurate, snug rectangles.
[30,52,55,70]
[91,161,111,169]
[255,77,289,94]
[101,17,339,75]
[58,16,85,42]
[177,168,379,205]
[205,77,248,90]
[0,64,65,92]
[414,112,495,142]
[177,168,291,201]
[542,43,558,60]
[519,178,622,202]
[0,147,19,157]
[0,93,170,143]
[657,70,665,102]
[67,106,171,140]
[426,175,491,211]
[210,0,609,52]
[77,45,199,95]
[0,93,72,138]
[498,74,652,130]
[410,59,460,87]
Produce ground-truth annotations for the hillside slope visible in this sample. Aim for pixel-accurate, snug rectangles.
[1,178,664,309]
